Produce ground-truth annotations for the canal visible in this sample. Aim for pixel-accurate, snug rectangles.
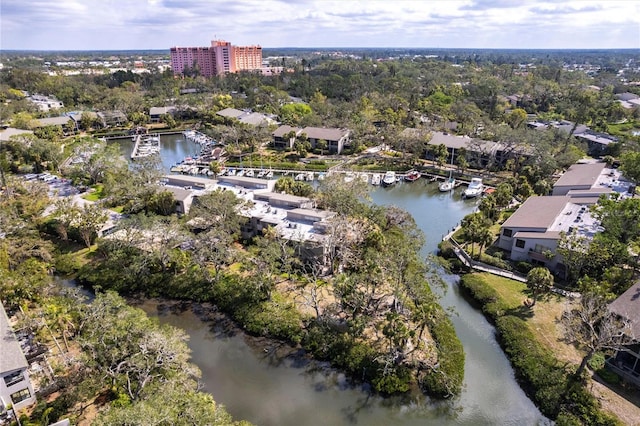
[118,134,548,425]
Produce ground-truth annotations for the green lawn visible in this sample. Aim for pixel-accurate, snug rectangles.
[470,272,581,364]
[82,184,105,201]
[473,272,526,308]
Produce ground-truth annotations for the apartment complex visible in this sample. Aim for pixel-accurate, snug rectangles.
[170,40,262,77]
[497,162,633,277]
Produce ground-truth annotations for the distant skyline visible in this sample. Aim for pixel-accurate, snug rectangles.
[1,0,639,51]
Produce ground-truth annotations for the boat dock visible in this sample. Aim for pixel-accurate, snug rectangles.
[131,134,142,160]
[182,129,216,145]
[131,134,161,160]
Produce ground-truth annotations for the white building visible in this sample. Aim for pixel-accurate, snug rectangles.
[0,302,36,417]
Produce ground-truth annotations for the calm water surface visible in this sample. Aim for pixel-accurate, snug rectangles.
[124,135,547,425]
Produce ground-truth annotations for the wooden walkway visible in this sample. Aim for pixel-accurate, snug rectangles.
[443,231,528,283]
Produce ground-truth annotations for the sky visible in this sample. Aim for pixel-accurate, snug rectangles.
[1,0,639,51]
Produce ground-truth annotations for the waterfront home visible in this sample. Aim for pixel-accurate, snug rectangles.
[302,127,350,154]
[497,195,601,276]
[201,180,336,264]
[272,125,300,150]
[253,192,314,210]
[96,110,127,128]
[217,175,275,191]
[0,302,36,416]
[272,125,351,154]
[607,280,640,388]
[423,131,531,170]
[149,106,176,123]
[161,175,216,191]
[552,162,630,197]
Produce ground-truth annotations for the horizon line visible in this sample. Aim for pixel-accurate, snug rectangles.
[2,47,639,53]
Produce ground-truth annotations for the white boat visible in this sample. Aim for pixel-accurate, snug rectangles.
[257,169,267,178]
[382,171,396,186]
[295,173,306,181]
[344,172,355,183]
[306,171,315,181]
[265,170,274,179]
[463,177,484,198]
[371,173,382,186]
[439,177,456,192]
[227,168,236,176]
[439,148,456,192]
[245,169,255,177]
[237,169,245,177]
[318,172,326,181]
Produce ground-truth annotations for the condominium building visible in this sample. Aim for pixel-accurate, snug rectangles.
[170,40,262,77]
[1,302,36,417]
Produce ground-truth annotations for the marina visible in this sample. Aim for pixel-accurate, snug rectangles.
[141,179,545,426]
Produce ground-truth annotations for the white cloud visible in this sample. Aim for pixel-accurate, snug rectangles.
[0,0,638,49]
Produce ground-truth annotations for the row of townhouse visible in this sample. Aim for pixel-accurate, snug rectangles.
[158,174,336,264]
[421,130,531,169]
[272,125,351,154]
[497,161,634,277]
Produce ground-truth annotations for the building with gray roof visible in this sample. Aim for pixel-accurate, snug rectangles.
[553,162,608,196]
[0,301,36,413]
[424,131,530,169]
[272,125,351,154]
[161,175,215,190]
[160,185,194,215]
[0,128,33,142]
[217,108,275,126]
[498,195,601,274]
[149,107,176,123]
[606,280,640,388]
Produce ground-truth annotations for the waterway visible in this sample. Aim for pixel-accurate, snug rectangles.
[116,132,201,170]
[115,135,547,425]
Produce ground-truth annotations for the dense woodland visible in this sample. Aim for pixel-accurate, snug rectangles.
[1,49,640,424]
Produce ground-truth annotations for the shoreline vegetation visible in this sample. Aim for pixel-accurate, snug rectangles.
[455,272,623,425]
[71,177,466,399]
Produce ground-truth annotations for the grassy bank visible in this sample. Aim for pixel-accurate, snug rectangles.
[459,273,622,425]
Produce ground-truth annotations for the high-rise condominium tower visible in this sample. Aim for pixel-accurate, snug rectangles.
[170,39,262,77]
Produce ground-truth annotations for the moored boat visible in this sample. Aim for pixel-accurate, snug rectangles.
[404,170,421,182]
[439,148,456,192]
[439,177,456,192]
[382,171,396,186]
[371,173,382,186]
[463,177,483,198]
